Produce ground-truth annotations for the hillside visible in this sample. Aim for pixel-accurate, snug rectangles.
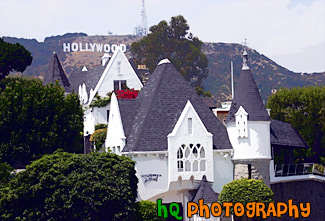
[2,34,324,103]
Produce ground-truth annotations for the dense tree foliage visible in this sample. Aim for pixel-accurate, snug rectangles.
[267,86,325,163]
[0,161,13,188]
[0,39,32,80]
[131,15,208,85]
[133,201,165,221]
[219,179,273,211]
[0,77,83,168]
[0,150,138,220]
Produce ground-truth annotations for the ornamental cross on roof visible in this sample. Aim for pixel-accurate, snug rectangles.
[241,38,249,70]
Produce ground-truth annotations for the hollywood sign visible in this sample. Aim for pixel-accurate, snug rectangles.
[62,43,127,53]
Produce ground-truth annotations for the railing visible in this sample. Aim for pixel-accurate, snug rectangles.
[275,163,325,177]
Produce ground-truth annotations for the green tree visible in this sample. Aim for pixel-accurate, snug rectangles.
[266,86,325,163]
[134,201,165,221]
[219,178,273,220]
[0,150,138,220]
[0,38,32,80]
[131,15,208,85]
[0,160,13,188]
[0,77,83,168]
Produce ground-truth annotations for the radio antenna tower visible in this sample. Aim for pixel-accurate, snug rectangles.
[134,0,148,36]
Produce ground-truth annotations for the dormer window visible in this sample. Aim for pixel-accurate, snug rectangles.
[235,106,248,138]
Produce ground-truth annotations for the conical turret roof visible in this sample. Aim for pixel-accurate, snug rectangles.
[226,49,270,123]
[43,52,70,91]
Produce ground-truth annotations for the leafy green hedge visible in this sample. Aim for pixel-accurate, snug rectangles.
[219,178,273,206]
[0,150,138,220]
[134,200,165,221]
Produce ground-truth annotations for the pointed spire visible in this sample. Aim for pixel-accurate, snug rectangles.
[105,93,126,153]
[242,39,250,70]
[226,46,270,123]
[44,52,71,90]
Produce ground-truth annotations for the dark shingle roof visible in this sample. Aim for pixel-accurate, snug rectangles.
[119,99,140,139]
[201,97,217,108]
[271,120,308,148]
[122,62,232,152]
[43,52,71,91]
[226,68,270,123]
[191,176,219,203]
[68,65,105,95]
[68,68,88,93]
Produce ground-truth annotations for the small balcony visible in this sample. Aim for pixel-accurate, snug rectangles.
[275,163,325,177]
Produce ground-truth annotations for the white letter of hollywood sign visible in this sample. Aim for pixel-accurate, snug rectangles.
[63,43,127,53]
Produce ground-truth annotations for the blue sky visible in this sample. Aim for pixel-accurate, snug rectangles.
[0,0,324,72]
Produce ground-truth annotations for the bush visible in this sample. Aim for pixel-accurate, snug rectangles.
[219,178,273,208]
[90,128,107,151]
[134,201,165,221]
[0,150,138,220]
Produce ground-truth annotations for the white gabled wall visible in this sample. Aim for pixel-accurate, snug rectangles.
[105,93,125,153]
[227,121,271,160]
[88,47,143,104]
[167,101,214,184]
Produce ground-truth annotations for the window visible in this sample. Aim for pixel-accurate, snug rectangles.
[177,143,206,172]
[188,118,192,135]
[107,110,110,122]
[235,106,248,138]
[114,80,127,90]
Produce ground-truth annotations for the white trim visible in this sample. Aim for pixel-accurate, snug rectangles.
[213,149,233,152]
[167,100,213,137]
[158,58,171,65]
[88,47,143,105]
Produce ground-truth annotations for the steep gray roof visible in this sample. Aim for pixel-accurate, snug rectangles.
[271,120,308,148]
[122,62,232,152]
[43,52,71,91]
[226,68,270,123]
[191,176,219,203]
[201,97,217,108]
[69,65,105,95]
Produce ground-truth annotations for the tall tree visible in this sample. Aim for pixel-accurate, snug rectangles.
[0,77,83,168]
[0,39,32,80]
[0,150,138,220]
[131,15,208,85]
[267,86,325,163]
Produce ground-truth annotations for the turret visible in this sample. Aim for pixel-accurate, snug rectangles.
[226,46,271,185]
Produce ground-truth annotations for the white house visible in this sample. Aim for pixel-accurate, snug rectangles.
[79,47,143,147]
[105,58,233,220]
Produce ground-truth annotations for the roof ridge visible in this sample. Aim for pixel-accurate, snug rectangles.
[131,64,168,151]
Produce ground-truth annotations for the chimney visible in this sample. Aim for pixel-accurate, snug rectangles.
[101,53,111,66]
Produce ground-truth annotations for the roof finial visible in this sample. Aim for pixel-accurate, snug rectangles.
[241,38,249,70]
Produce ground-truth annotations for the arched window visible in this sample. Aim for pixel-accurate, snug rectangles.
[177,143,206,172]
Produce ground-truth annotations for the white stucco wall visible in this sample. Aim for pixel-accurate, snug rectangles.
[227,121,271,160]
[168,101,214,184]
[133,154,169,201]
[93,105,110,125]
[212,152,233,193]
